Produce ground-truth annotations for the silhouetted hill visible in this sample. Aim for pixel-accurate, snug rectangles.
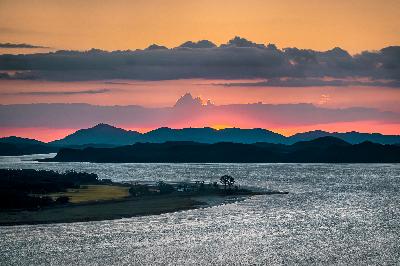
[50,123,141,146]
[50,124,400,146]
[337,132,400,145]
[45,141,279,163]
[49,124,287,146]
[144,127,286,144]
[291,136,351,149]
[289,130,400,144]
[0,143,22,156]
[328,141,400,163]
[43,137,400,163]
[64,143,118,149]
[2,124,399,155]
[0,136,58,155]
[0,136,45,145]
[215,128,286,144]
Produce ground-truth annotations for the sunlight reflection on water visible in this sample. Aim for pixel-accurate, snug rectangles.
[0,155,399,265]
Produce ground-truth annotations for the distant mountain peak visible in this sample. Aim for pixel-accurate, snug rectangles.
[50,123,140,146]
[91,123,118,129]
[293,136,350,148]
[86,123,141,133]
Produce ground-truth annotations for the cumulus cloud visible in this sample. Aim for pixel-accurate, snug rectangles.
[173,93,214,108]
[0,37,398,84]
[0,93,398,129]
[174,93,204,107]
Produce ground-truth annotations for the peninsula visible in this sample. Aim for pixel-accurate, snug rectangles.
[0,169,286,226]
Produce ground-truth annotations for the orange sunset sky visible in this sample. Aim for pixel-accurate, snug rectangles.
[0,0,399,141]
[1,0,399,53]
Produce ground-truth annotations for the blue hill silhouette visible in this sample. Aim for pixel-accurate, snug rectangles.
[0,136,57,155]
[50,123,141,146]
[1,124,399,156]
[49,124,400,146]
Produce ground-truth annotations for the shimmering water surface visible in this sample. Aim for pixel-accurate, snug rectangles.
[0,154,399,265]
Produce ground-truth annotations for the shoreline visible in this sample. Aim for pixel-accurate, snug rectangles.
[0,193,254,226]
[0,185,287,226]
[0,168,289,226]
[0,195,205,226]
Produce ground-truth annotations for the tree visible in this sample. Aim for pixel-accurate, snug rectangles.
[220,175,235,190]
[157,181,175,194]
[56,196,69,204]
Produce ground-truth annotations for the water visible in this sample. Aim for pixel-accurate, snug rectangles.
[0,154,399,265]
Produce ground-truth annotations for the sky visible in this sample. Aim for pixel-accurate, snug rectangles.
[0,0,399,141]
[1,0,399,53]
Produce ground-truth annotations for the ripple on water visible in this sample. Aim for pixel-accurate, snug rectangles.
[0,156,399,265]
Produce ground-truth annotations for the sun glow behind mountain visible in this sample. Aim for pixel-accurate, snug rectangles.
[1,91,399,142]
[0,1,399,141]
[211,125,233,130]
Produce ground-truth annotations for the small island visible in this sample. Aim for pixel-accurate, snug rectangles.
[0,169,288,226]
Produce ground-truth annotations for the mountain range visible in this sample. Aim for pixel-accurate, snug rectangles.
[0,123,399,155]
[42,137,400,163]
[49,123,400,146]
[50,123,287,146]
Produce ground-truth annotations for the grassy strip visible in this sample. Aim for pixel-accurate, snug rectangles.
[0,178,288,226]
[0,195,205,226]
[48,185,130,203]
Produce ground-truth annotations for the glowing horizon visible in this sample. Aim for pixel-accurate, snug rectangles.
[1,120,399,143]
[0,1,399,142]
[1,86,399,141]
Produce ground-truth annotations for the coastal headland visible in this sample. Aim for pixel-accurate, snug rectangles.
[0,169,287,226]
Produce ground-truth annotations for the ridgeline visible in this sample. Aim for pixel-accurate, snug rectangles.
[42,137,400,163]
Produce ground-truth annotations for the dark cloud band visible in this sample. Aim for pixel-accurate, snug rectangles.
[0,43,48,48]
[220,78,400,88]
[0,37,398,85]
[1,88,111,96]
